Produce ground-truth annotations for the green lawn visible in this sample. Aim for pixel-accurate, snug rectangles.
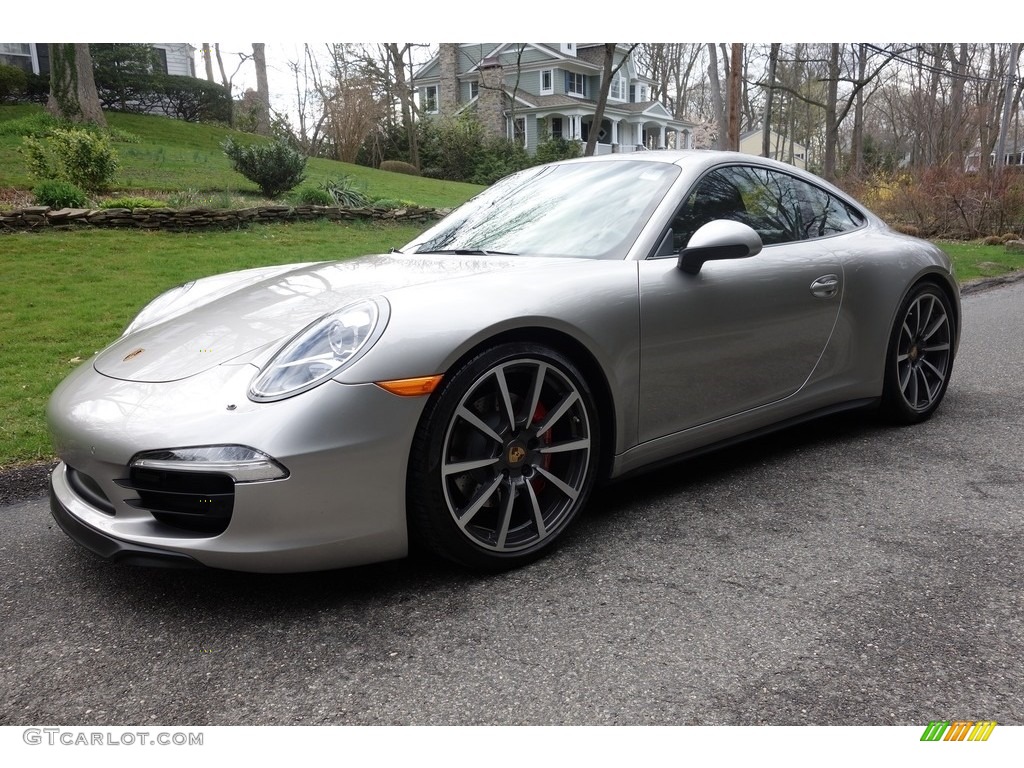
[0,221,425,467]
[937,240,1024,282]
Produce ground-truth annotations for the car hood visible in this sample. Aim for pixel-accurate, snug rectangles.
[93,253,557,383]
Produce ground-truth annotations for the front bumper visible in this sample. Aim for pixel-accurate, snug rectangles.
[47,361,427,572]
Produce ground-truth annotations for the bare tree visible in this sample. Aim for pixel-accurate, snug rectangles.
[726,43,743,150]
[201,43,215,82]
[46,44,105,126]
[252,43,272,136]
[706,44,726,149]
[585,44,639,156]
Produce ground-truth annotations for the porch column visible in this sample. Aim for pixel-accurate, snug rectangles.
[658,125,666,149]
[611,119,619,152]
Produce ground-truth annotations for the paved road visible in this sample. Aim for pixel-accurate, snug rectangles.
[1,282,1022,726]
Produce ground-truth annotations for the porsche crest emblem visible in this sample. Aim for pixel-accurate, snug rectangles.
[508,445,526,465]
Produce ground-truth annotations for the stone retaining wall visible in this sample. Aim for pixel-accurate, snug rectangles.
[0,204,444,232]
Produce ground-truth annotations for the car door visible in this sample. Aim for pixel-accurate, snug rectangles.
[637,163,853,442]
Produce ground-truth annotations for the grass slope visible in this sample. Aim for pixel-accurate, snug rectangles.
[0,105,481,208]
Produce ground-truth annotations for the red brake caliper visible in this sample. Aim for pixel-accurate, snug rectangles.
[531,402,553,493]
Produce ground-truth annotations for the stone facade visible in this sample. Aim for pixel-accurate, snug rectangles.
[438,43,460,116]
[477,62,506,140]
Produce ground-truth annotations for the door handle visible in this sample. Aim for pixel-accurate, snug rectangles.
[810,274,840,298]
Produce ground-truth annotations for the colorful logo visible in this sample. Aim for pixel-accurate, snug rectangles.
[920,721,997,742]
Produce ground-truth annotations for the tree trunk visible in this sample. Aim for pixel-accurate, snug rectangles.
[585,44,617,156]
[726,43,742,150]
[851,44,866,176]
[762,43,779,158]
[707,44,725,150]
[201,43,215,82]
[252,43,272,136]
[823,44,840,181]
[995,42,1021,174]
[47,44,106,126]
[385,43,418,169]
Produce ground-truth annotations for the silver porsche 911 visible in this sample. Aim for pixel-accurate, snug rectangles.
[47,151,960,572]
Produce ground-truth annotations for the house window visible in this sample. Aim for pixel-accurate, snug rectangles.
[0,43,33,74]
[469,81,478,100]
[565,71,585,97]
[510,117,526,146]
[551,117,563,139]
[423,85,438,114]
[154,48,168,74]
[540,69,553,95]
[609,74,626,101]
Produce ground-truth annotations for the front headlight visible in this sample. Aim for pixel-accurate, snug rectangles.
[249,298,388,401]
[122,281,196,337]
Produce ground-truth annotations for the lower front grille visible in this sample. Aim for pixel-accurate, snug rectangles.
[115,468,234,534]
[67,467,116,515]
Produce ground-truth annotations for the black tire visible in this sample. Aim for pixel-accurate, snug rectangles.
[880,282,955,424]
[408,342,599,570]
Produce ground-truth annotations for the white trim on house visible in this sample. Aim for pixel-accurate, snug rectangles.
[540,68,553,95]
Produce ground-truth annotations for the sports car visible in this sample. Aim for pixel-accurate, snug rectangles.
[47,150,960,572]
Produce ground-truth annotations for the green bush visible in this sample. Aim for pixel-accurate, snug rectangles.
[370,198,418,209]
[222,137,306,198]
[535,136,582,165]
[0,63,28,104]
[470,139,531,185]
[293,187,335,206]
[379,160,421,176]
[32,180,88,208]
[321,176,371,208]
[21,128,120,191]
[98,196,164,209]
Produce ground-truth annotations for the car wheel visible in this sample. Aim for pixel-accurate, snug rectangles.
[881,282,955,424]
[409,343,599,570]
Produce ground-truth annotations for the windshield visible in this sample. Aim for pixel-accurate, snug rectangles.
[403,159,680,259]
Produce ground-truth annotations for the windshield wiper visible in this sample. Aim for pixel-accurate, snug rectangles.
[419,248,518,256]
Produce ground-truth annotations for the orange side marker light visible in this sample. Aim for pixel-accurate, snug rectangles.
[375,374,444,397]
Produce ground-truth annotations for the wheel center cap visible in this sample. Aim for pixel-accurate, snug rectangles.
[909,344,920,362]
[506,442,528,467]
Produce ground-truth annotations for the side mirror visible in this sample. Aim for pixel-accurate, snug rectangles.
[678,220,763,275]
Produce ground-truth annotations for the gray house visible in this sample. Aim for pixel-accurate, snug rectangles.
[0,43,197,78]
[414,43,695,155]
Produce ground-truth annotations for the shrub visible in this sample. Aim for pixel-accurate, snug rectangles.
[853,167,1024,239]
[0,63,28,104]
[534,136,582,165]
[379,160,421,176]
[32,180,88,208]
[90,44,232,124]
[470,139,531,185]
[222,137,307,198]
[98,196,164,209]
[21,128,120,191]
[293,187,335,206]
[321,176,371,208]
[370,197,418,209]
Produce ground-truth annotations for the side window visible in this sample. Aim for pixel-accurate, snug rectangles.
[671,165,801,251]
[795,181,866,239]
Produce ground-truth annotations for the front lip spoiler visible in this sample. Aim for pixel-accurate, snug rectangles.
[49,484,203,569]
